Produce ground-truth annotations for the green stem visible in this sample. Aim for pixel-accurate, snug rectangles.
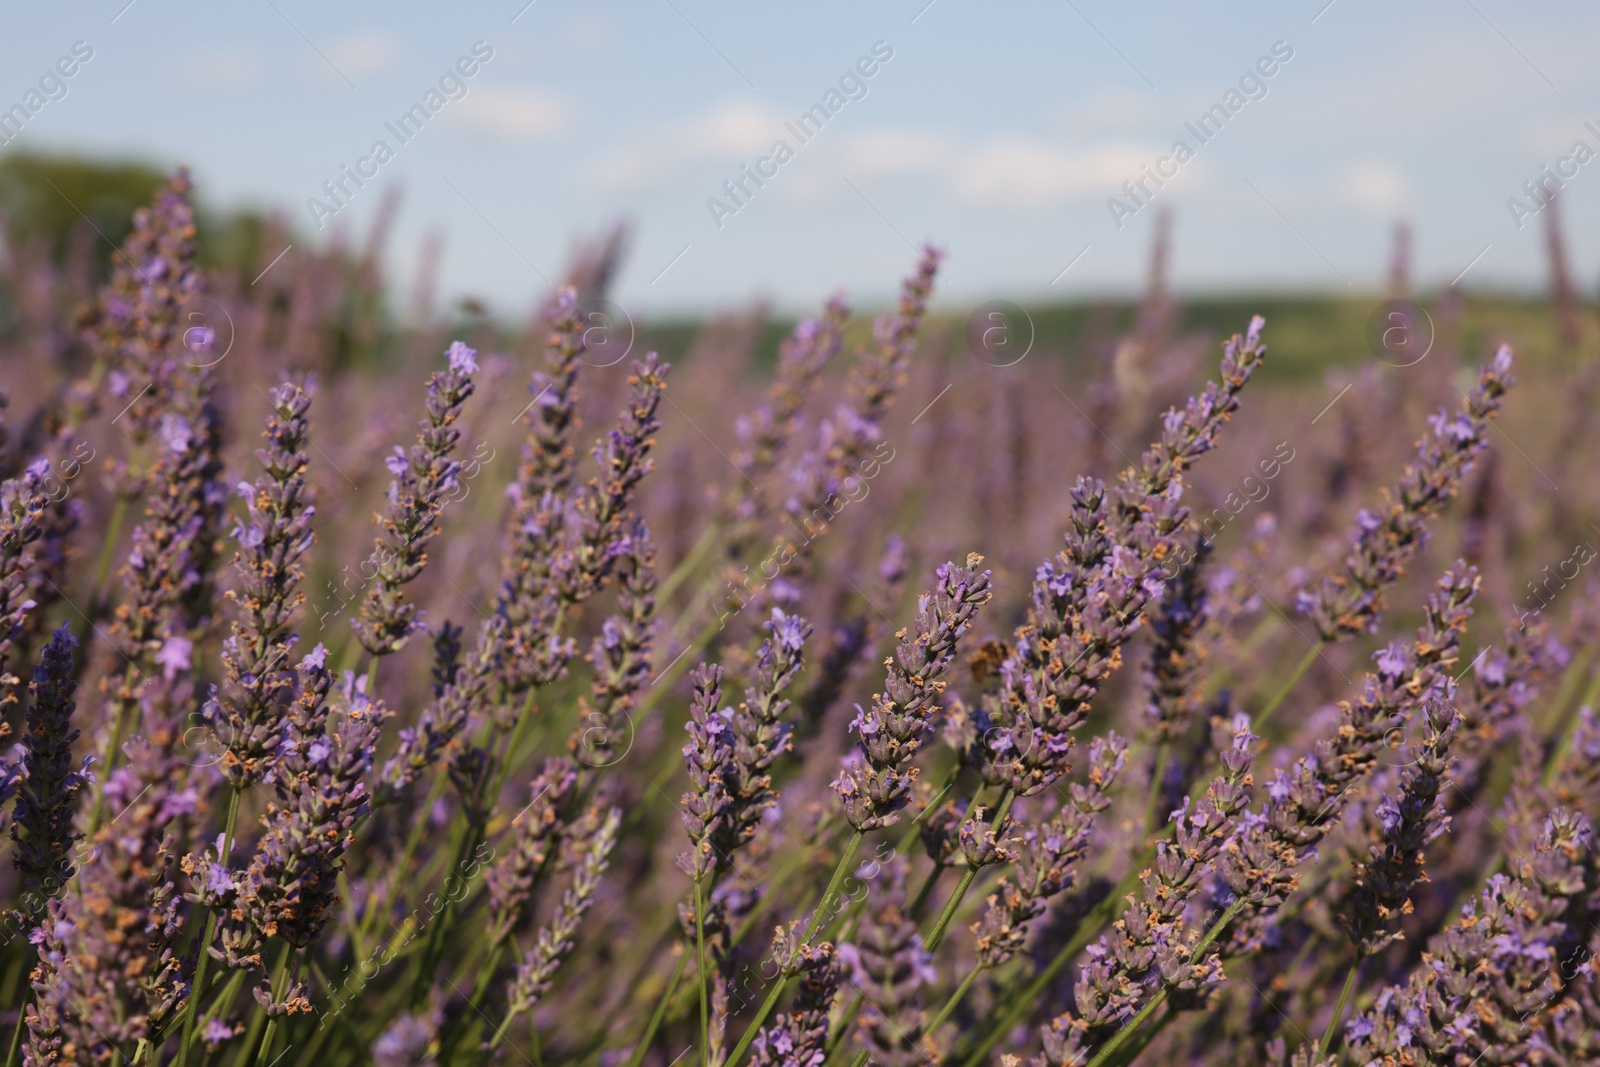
[89,496,130,614]
[723,832,864,1067]
[1142,743,1170,835]
[175,785,243,1067]
[252,944,293,1066]
[695,879,711,1067]
[1318,959,1360,1061]
[2,988,25,1067]
[1543,658,1600,787]
[926,968,981,1035]
[924,791,1013,953]
[822,994,862,1064]
[1256,642,1321,727]
[657,522,722,606]
[620,949,691,1067]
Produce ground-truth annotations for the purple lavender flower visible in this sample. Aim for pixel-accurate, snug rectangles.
[1348,809,1592,1065]
[973,733,1129,968]
[831,555,992,830]
[1296,349,1514,641]
[485,759,579,950]
[568,519,656,769]
[502,807,620,1024]
[1037,717,1258,1065]
[723,297,849,556]
[749,249,939,613]
[841,855,932,1067]
[352,341,478,656]
[9,626,87,899]
[205,378,317,787]
[1221,563,1479,942]
[1336,698,1458,957]
[749,942,840,1067]
[230,650,389,950]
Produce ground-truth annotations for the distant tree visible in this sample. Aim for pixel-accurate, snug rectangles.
[0,151,272,275]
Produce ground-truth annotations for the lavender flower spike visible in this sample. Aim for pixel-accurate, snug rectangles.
[1297,347,1513,641]
[0,463,49,698]
[206,377,317,787]
[749,941,840,1067]
[840,856,932,1067]
[1036,716,1258,1067]
[10,625,87,901]
[1337,696,1458,958]
[212,648,388,967]
[832,555,992,831]
[353,340,478,656]
[502,806,621,1025]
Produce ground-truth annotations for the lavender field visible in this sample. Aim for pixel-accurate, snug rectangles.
[0,158,1597,1067]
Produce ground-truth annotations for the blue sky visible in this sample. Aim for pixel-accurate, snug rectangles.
[2,1,1597,318]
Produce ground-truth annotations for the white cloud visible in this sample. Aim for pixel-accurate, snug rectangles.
[450,87,574,143]
[1333,160,1410,215]
[950,136,1156,209]
[593,99,790,189]
[321,30,404,82]
[184,49,262,92]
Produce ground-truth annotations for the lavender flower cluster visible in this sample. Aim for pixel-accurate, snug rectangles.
[0,169,1591,1067]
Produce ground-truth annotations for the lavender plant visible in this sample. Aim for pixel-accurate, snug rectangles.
[0,170,1591,1067]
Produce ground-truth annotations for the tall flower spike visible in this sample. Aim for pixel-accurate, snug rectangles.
[569,518,656,768]
[1110,315,1269,532]
[724,298,850,558]
[90,169,206,494]
[1141,535,1212,744]
[503,806,620,1024]
[568,352,669,603]
[831,555,992,831]
[206,377,316,787]
[1336,696,1458,958]
[485,759,579,951]
[1220,562,1479,943]
[980,503,1174,797]
[1036,717,1258,1066]
[1347,809,1593,1065]
[353,340,478,656]
[749,942,841,1067]
[1296,347,1513,641]
[757,248,939,609]
[979,320,1265,800]
[10,625,86,901]
[226,648,389,953]
[679,608,811,885]
[839,856,933,1067]
[104,358,228,769]
[715,608,811,859]
[680,664,736,884]
[496,289,586,688]
[0,462,48,711]
[972,733,1129,969]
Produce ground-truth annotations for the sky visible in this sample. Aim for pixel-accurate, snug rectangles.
[2,0,1598,319]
